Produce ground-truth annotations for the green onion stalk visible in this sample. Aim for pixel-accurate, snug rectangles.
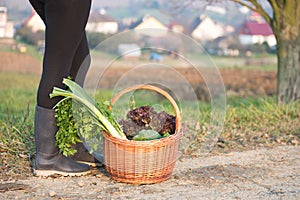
[50,78,128,140]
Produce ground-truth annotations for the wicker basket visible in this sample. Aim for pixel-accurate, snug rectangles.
[103,84,182,184]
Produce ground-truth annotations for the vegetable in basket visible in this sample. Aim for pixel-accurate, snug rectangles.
[119,106,176,140]
[133,130,163,141]
[50,79,176,156]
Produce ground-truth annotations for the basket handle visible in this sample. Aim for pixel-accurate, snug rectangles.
[111,84,181,132]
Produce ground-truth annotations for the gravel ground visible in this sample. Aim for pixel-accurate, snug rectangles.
[0,145,299,199]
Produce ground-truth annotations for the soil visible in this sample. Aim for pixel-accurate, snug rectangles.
[0,145,299,199]
[87,65,277,101]
[0,52,41,75]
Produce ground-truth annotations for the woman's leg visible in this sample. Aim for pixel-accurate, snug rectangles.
[70,32,91,86]
[37,0,91,108]
[29,0,92,176]
[29,0,91,88]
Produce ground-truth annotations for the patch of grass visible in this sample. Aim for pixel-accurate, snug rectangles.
[0,39,43,61]
[21,43,43,61]
[210,55,277,71]
[0,105,35,179]
[181,96,299,156]
[214,97,299,153]
[0,73,38,112]
[14,39,43,61]
[0,73,39,180]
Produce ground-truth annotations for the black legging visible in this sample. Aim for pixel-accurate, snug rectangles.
[29,0,92,109]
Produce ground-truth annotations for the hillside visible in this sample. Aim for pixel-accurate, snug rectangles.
[1,0,247,28]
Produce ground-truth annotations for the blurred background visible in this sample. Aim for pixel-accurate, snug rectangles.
[0,0,277,97]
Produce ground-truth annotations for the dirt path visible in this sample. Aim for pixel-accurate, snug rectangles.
[0,145,299,199]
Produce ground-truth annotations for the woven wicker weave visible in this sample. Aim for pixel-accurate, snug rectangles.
[103,84,182,184]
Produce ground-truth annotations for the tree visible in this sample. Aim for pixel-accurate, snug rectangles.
[231,0,300,103]
[169,0,300,103]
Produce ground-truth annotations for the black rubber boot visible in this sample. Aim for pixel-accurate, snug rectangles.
[34,105,91,177]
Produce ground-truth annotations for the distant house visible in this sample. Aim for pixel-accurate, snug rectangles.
[130,14,168,36]
[24,10,45,32]
[86,10,118,34]
[239,21,276,47]
[130,14,168,30]
[207,35,241,56]
[168,21,184,33]
[119,17,138,31]
[190,15,230,42]
[0,7,14,38]
[239,12,276,47]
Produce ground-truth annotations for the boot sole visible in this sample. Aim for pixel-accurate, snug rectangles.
[76,161,103,167]
[34,169,91,177]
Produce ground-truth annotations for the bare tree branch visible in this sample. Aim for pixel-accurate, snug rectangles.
[166,0,273,24]
[165,0,224,15]
[268,0,281,30]
[230,0,256,10]
[247,0,272,23]
[269,0,279,10]
[230,0,272,24]
[272,0,281,8]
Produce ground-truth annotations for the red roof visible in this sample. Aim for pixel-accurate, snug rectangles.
[240,22,273,36]
[22,9,36,26]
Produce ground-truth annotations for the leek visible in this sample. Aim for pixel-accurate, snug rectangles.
[50,78,127,140]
